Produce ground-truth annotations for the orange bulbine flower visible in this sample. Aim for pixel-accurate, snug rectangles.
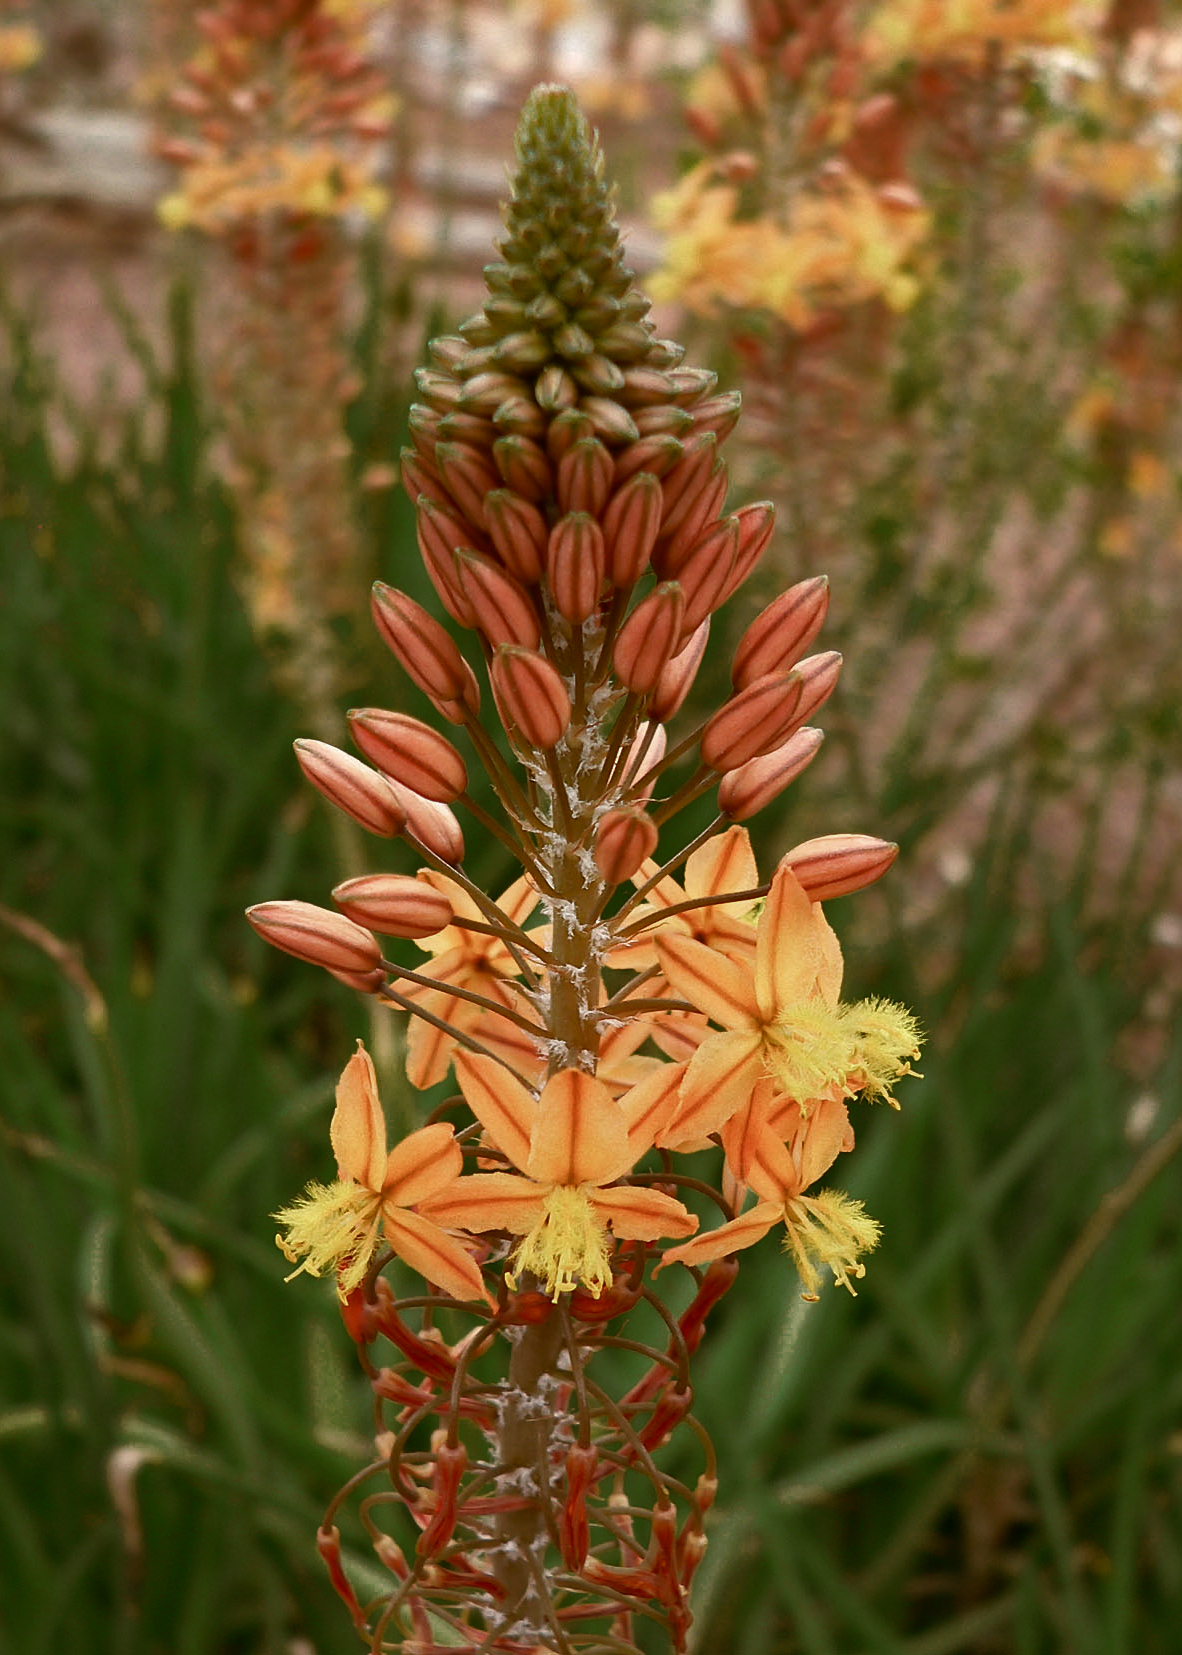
[420,1053,696,1300]
[656,863,921,1146]
[274,1043,488,1303]
[662,1080,880,1298]
[398,873,540,1088]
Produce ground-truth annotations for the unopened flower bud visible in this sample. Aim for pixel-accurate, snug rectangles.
[613,432,684,484]
[792,650,842,723]
[658,434,717,541]
[247,900,382,975]
[613,582,686,694]
[780,834,898,901]
[485,489,547,583]
[557,436,613,517]
[491,646,572,748]
[399,448,445,510]
[595,806,659,885]
[456,549,541,648]
[650,619,710,723]
[546,407,594,464]
[717,500,776,605]
[547,512,605,624]
[733,576,829,688]
[389,782,466,864]
[435,441,499,530]
[602,471,663,587]
[700,671,804,771]
[582,395,640,444]
[622,722,667,802]
[347,710,468,802]
[662,463,729,565]
[493,434,553,502]
[717,727,824,820]
[370,584,470,703]
[294,740,406,837]
[332,873,454,939]
[668,517,739,635]
[691,390,742,442]
[417,499,476,626]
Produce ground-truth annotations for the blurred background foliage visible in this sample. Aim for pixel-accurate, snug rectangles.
[1,1,1181,1652]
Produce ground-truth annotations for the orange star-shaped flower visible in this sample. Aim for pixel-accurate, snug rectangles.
[420,1053,696,1299]
[275,1042,488,1303]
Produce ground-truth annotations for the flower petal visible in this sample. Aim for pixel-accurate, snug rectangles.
[330,1042,387,1190]
[383,1206,490,1302]
[657,1202,781,1270]
[592,1183,698,1240]
[528,1069,632,1187]
[755,865,844,1022]
[382,1121,463,1206]
[798,1096,854,1191]
[657,1030,762,1148]
[419,1171,543,1234]
[454,1050,537,1172]
[657,933,761,1030]
[720,1082,802,1200]
[619,1062,686,1161]
[685,824,758,900]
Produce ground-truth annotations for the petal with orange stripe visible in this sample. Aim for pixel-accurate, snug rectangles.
[656,933,761,1031]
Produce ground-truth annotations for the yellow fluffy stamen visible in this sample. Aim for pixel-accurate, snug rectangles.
[782,1189,882,1300]
[508,1186,613,1301]
[767,996,922,1107]
[273,1179,384,1297]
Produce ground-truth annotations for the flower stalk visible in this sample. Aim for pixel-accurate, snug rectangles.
[247,84,920,1653]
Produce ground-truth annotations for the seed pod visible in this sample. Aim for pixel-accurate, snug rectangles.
[650,619,710,723]
[332,873,454,939]
[779,833,898,902]
[491,646,572,748]
[455,550,541,649]
[370,584,469,702]
[247,900,382,975]
[347,710,468,802]
[485,489,548,584]
[294,740,406,837]
[602,471,663,587]
[700,671,804,772]
[613,582,686,695]
[595,807,659,886]
[733,575,829,688]
[557,436,613,517]
[547,512,606,624]
[389,781,466,864]
[717,727,824,820]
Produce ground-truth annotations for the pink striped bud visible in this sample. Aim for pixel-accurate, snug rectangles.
[435,441,499,530]
[658,434,715,536]
[456,550,541,648]
[557,436,613,517]
[547,513,606,624]
[582,396,640,444]
[691,390,742,443]
[622,722,667,803]
[326,965,387,995]
[438,409,494,448]
[347,710,468,802]
[399,447,445,510]
[388,781,465,864]
[595,806,659,885]
[485,489,547,584]
[492,394,545,439]
[491,646,572,748]
[792,650,842,724]
[414,368,463,411]
[458,370,529,413]
[493,434,552,502]
[733,576,829,689]
[293,740,406,837]
[613,582,686,694]
[613,433,684,484]
[650,619,710,723]
[370,585,469,703]
[546,408,594,463]
[332,873,454,938]
[700,671,804,772]
[782,833,899,902]
[717,727,824,820]
[662,464,729,563]
[602,471,663,587]
[717,501,776,605]
[670,517,739,636]
[247,900,382,975]
[432,659,482,725]
[417,499,476,626]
